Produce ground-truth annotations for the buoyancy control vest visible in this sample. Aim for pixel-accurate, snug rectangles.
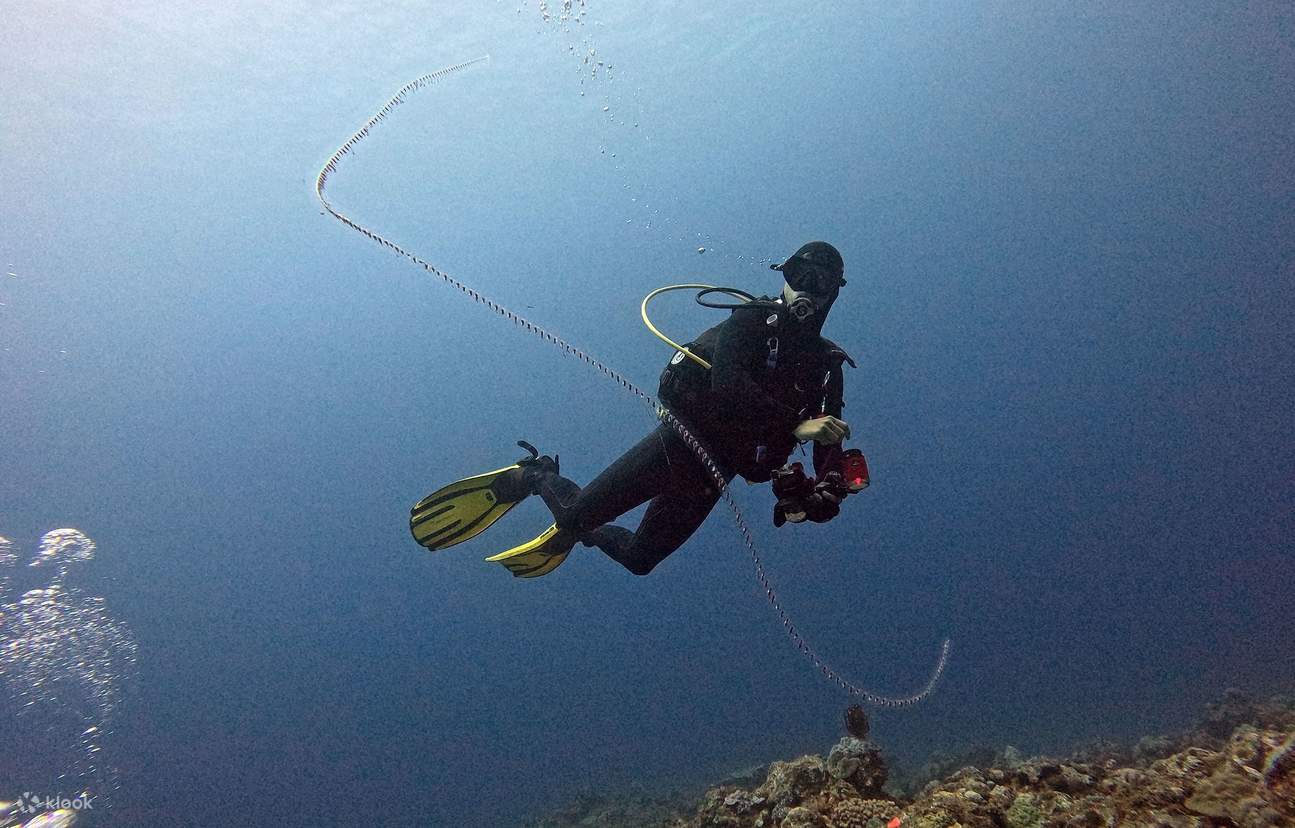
[657,300,854,481]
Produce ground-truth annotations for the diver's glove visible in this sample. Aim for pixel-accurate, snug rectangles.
[771,462,816,527]
[801,473,849,523]
[792,415,851,446]
[772,468,859,526]
[771,450,870,527]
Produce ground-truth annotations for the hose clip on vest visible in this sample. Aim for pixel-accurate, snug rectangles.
[765,336,779,370]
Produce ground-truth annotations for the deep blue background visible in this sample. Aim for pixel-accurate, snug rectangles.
[2,3,1292,825]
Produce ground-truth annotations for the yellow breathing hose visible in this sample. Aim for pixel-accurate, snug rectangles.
[640,284,723,369]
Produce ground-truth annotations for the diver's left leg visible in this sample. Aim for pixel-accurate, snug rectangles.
[580,485,722,575]
[531,470,583,519]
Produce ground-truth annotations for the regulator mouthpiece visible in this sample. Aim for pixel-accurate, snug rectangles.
[787,292,816,322]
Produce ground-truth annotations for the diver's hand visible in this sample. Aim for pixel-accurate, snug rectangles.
[793,415,851,445]
[803,491,842,523]
[798,474,846,524]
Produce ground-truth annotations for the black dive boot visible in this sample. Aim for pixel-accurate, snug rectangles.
[488,440,561,504]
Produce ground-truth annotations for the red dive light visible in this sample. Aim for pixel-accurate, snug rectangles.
[840,448,870,492]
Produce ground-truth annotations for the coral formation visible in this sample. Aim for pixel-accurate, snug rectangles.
[779,806,823,828]
[829,797,897,828]
[1264,733,1295,796]
[529,689,1295,828]
[826,738,888,795]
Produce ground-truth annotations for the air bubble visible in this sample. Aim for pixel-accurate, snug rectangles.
[1,529,136,802]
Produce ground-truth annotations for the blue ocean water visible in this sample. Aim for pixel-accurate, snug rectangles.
[2,2,1292,825]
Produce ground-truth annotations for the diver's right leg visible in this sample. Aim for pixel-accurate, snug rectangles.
[522,423,728,572]
[523,428,663,535]
[537,423,728,574]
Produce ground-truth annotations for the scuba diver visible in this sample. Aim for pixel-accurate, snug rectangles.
[410,241,870,577]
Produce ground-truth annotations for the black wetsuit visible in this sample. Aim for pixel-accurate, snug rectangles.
[535,298,853,575]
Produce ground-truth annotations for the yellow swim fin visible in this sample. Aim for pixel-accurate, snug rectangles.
[409,441,557,552]
[484,524,576,578]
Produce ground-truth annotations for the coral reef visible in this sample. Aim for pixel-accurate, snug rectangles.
[529,689,1295,828]
[829,797,898,828]
[826,738,888,796]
